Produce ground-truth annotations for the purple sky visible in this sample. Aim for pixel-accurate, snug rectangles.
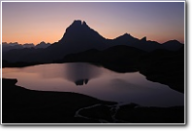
[2,2,184,44]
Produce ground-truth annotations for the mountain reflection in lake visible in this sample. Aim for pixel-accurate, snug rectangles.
[2,63,184,107]
[65,63,101,85]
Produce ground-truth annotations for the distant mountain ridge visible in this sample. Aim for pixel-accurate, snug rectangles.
[2,20,184,63]
[2,41,51,53]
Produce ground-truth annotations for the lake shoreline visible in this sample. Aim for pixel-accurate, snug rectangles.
[2,46,184,94]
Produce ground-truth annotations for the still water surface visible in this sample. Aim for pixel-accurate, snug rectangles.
[2,63,184,107]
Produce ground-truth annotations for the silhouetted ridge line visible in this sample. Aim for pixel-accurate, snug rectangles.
[2,20,184,64]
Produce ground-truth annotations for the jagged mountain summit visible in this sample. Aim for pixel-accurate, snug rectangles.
[47,20,109,55]
[60,20,106,45]
[57,20,183,52]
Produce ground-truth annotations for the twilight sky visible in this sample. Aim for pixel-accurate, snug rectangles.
[2,2,184,44]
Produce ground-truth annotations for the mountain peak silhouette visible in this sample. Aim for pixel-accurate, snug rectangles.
[59,20,106,47]
[141,37,147,42]
[123,33,130,36]
[73,20,82,25]
[162,40,183,51]
[69,20,88,27]
[69,20,88,26]
[45,20,109,59]
[113,32,139,44]
[82,21,88,26]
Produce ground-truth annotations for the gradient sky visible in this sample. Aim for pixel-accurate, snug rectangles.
[2,2,184,44]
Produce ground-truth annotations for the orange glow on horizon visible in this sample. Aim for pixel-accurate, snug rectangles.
[2,24,184,45]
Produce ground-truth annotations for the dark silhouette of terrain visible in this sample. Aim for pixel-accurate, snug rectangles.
[2,42,23,54]
[35,41,51,49]
[138,46,184,93]
[3,45,183,93]
[23,43,34,48]
[2,20,185,123]
[62,45,184,93]
[2,78,115,123]
[3,78,184,123]
[2,20,183,63]
[2,41,50,54]
[62,45,146,73]
[2,20,184,93]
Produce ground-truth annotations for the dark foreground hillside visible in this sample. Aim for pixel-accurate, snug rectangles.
[3,78,184,123]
